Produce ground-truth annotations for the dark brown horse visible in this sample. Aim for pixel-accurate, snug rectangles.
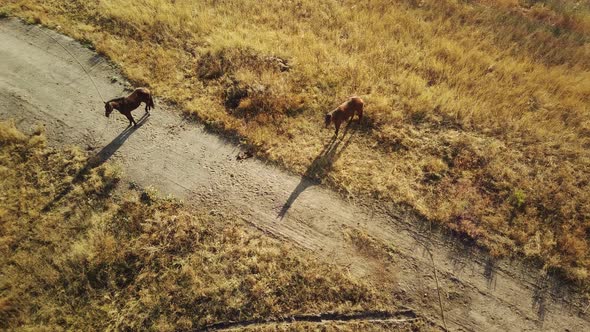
[105,88,155,126]
[324,96,364,135]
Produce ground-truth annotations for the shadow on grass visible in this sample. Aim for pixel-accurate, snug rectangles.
[42,113,150,212]
[277,123,356,220]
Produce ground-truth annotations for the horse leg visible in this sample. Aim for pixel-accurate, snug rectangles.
[334,121,341,136]
[124,112,136,126]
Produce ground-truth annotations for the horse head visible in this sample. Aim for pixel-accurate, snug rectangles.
[104,102,114,118]
[324,113,332,129]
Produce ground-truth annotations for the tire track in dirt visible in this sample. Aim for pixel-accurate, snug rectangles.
[1,18,589,331]
[198,309,420,331]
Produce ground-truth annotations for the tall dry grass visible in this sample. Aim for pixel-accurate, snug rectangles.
[0,121,408,330]
[2,0,590,283]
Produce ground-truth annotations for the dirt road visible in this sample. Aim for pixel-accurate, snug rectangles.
[1,18,589,331]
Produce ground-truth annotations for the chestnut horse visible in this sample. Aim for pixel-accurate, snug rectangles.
[105,88,155,126]
[324,97,364,135]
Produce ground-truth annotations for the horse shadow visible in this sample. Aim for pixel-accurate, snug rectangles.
[42,113,150,212]
[277,124,356,220]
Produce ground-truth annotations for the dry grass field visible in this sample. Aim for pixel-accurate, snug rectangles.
[2,0,589,283]
[0,120,426,330]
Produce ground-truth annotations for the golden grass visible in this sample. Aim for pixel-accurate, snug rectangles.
[0,120,410,331]
[2,0,590,283]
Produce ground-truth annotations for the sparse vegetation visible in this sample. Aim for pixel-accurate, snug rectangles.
[2,0,590,283]
[0,121,414,330]
[0,7,10,18]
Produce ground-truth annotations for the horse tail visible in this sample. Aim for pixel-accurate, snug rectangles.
[149,94,155,110]
[357,99,364,121]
